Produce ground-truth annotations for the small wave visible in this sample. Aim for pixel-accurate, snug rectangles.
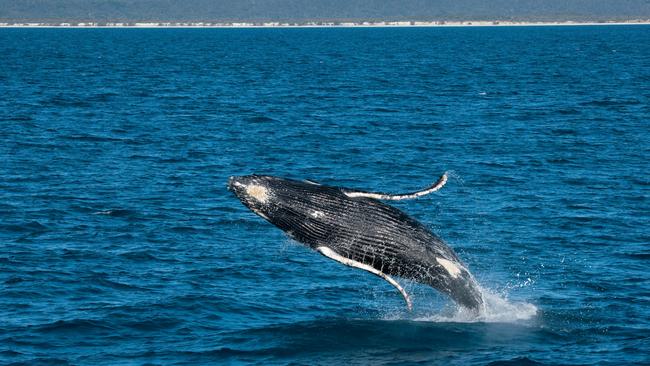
[6,115,34,122]
[0,203,17,210]
[62,134,125,142]
[551,128,577,136]
[92,209,136,217]
[4,277,25,285]
[247,115,278,123]
[87,91,119,102]
[128,154,157,160]
[118,250,158,261]
[487,357,545,366]
[36,319,113,333]
[414,289,538,324]
[158,157,191,163]
[0,349,23,357]
[579,98,640,107]
[556,108,580,115]
[158,94,191,100]
[87,275,147,291]
[169,226,212,233]
[618,252,650,260]
[6,357,70,365]
[370,107,399,113]
[123,316,182,331]
[0,221,49,233]
[44,95,92,108]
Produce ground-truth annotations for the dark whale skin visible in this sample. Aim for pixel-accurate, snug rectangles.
[228,174,483,311]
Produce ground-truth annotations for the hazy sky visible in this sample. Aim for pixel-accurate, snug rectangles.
[1,0,650,22]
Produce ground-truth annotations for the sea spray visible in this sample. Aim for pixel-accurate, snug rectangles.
[414,287,538,323]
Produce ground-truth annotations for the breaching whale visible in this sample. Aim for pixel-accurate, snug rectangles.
[228,173,484,312]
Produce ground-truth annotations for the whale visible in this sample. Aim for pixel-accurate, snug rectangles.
[228,173,484,312]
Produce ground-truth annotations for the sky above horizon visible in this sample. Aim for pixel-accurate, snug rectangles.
[2,1,650,22]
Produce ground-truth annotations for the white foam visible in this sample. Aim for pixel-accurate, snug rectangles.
[414,288,538,323]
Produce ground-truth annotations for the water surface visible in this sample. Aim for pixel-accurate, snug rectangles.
[1,26,649,365]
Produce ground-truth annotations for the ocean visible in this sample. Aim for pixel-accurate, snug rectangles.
[0,26,648,365]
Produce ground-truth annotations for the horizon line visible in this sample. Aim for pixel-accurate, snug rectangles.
[2,19,650,28]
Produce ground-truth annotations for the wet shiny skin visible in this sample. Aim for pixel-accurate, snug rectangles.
[229,174,483,312]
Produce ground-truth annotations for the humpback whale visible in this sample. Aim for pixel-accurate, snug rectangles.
[228,173,484,312]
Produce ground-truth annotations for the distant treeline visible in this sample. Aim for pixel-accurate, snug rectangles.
[2,0,650,22]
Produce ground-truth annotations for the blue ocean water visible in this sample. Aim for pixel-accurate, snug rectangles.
[1,26,649,365]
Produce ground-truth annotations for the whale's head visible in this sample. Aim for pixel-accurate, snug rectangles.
[228,175,277,219]
[228,175,330,224]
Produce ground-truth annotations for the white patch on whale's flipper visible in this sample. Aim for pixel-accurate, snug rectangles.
[316,246,413,311]
[436,257,461,278]
[303,179,321,185]
[343,173,447,201]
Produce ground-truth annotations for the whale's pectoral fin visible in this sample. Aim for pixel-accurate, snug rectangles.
[343,173,447,201]
[316,246,413,311]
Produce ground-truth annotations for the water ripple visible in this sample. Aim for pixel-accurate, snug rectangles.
[1,26,649,366]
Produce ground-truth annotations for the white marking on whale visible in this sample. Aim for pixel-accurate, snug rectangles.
[316,246,413,311]
[310,210,325,218]
[344,173,448,200]
[252,208,270,220]
[246,184,269,204]
[436,257,461,278]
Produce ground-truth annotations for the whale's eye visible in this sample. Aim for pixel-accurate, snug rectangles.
[246,184,269,204]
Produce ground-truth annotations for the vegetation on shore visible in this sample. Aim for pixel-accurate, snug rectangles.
[1,0,650,24]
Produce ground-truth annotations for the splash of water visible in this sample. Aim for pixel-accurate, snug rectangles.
[414,288,538,323]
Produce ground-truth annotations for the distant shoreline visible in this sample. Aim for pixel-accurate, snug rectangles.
[1,20,650,28]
